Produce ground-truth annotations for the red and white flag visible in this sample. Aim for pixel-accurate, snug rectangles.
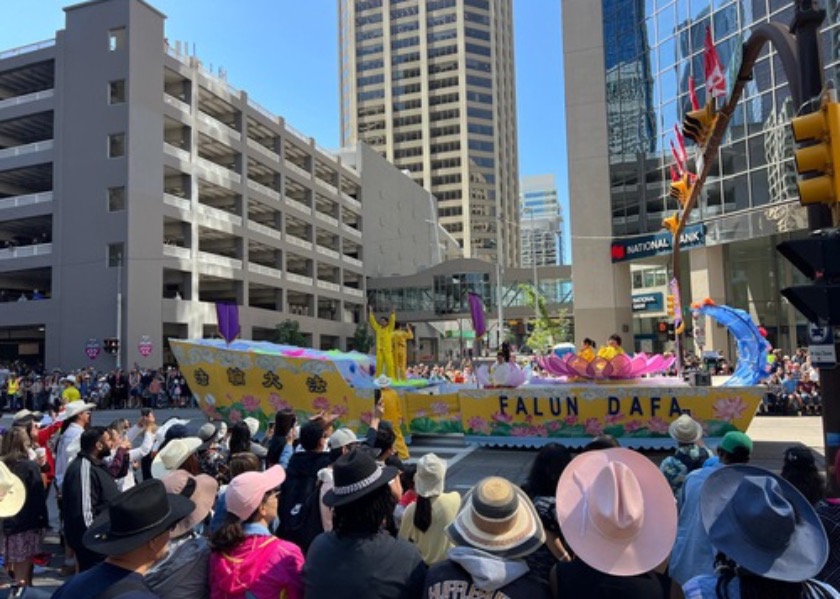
[704,26,727,101]
[688,76,700,111]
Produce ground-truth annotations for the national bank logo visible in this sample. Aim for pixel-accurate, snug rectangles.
[610,224,706,263]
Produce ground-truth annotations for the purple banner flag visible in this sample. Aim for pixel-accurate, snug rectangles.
[215,302,240,345]
[468,292,487,338]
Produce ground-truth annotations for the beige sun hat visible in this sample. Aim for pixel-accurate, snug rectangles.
[161,471,219,538]
[0,462,25,518]
[151,437,203,480]
[668,414,703,444]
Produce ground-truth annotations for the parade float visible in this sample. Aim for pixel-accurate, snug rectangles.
[170,298,769,449]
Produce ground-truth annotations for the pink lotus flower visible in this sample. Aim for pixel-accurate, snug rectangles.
[531,425,548,437]
[229,409,242,423]
[624,420,643,433]
[647,417,669,434]
[713,397,748,422]
[414,409,428,419]
[605,411,625,425]
[547,420,562,432]
[331,403,349,418]
[431,401,449,416]
[312,396,331,411]
[511,425,533,437]
[360,411,373,425]
[492,411,514,424]
[268,393,291,411]
[584,417,603,436]
[564,415,579,426]
[241,395,260,412]
[467,416,491,434]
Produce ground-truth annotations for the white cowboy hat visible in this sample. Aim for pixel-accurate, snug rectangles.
[244,417,260,438]
[151,437,203,480]
[374,375,392,388]
[61,401,96,421]
[0,462,25,518]
[60,374,77,385]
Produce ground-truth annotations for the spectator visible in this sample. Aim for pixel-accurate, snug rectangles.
[305,449,426,598]
[521,443,574,582]
[244,417,269,459]
[669,431,753,587]
[817,450,840,590]
[1,429,47,587]
[317,428,362,532]
[682,465,836,598]
[146,471,218,599]
[209,465,304,599]
[54,401,96,489]
[424,476,548,598]
[52,479,194,599]
[267,409,297,468]
[151,437,203,479]
[209,452,261,534]
[61,426,121,572]
[552,448,676,598]
[394,463,418,528]
[660,414,711,497]
[398,453,460,565]
[60,374,81,403]
[228,421,266,461]
[196,422,226,482]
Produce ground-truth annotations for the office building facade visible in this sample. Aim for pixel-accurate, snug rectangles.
[563,0,840,354]
[339,0,520,266]
[520,174,563,268]
[0,0,414,368]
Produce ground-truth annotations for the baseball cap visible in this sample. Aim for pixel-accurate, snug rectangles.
[328,428,359,451]
[719,431,753,455]
[225,465,286,520]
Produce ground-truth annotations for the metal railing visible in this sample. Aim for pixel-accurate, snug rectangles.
[163,93,191,113]
[247,98,278,123]
[163,245,191,260]
[0,191,53,211]
[247,220,283,241]
[163,193,191,211]
[248,262,283,279]
[285,272,313,286]
[0,140,53,160]
[0,39,55,60]
[0,89,54,111]
[197,110,241,142]
[196,251,242,270]
[247,179,281,201]
[284,123,311,145]
[0,243,52,260]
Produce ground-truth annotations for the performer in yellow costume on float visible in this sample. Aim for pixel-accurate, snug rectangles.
[376,375,410,460]
[369,306,396,378]
[392,323,413,380]
[596,333,626,361]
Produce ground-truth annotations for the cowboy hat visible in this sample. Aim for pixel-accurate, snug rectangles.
[13,409,43,426]
[0,462,25,518]
[83,479,194,555]
[244,417,260,438]
[61,400,96,421]
[448,476,545,559]
[668,414,703,444]
[225,465,286,520]
[161,471,218,538]
[151,437,203,480]
[373,375,392,388]
[700,465,828,582]
[556,448,677,576]
[323,448,398,507]
[60,374,77,385]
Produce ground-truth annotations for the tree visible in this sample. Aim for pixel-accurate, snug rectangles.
[351,321,375,353]
[519,284,570,352]
[274,319,307,347]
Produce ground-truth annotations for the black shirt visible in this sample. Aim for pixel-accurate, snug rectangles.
[551,560,669,599]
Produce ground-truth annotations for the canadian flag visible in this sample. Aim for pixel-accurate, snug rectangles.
[704,26,727,101]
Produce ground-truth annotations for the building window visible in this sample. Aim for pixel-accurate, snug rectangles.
[108,80,126,104]
[108,27,126,52]
[108,243,124,268]
[108,133,126,158]
[108,187,126,211]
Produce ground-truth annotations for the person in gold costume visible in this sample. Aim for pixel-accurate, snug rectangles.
[596,334,626,361]
[577,338,596,362]
[375,375,410,460]
[368,306,396,378]
[391,323,413,380]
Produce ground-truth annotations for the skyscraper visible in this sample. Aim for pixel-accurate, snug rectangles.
[338,0,520,266]
[520,174,563,268]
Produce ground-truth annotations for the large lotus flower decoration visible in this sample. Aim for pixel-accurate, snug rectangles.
[475,364,528,387]
[537,352,675,380]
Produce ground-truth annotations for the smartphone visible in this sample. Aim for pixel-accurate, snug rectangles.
[140,407,152,418]
[374,388,382,406]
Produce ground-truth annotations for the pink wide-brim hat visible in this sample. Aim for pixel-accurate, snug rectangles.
[556,448,677,576]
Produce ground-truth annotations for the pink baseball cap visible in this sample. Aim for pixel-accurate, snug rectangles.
[225,465,286,521]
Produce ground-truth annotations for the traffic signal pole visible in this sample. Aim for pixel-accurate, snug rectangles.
[791,0,840,493]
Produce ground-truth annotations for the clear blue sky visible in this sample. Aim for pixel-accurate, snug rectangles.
[0,0,570,261]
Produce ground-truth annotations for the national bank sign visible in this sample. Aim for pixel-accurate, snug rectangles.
[610,224,706,263]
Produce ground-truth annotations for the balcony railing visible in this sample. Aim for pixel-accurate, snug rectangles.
[317,280,341,292]
[195,156,242,184]
[247,137,280,163]
[248,262,282,279]
[247,97,277,123]
[285,123,310,145]
[0,243,52,260]
[247,179,281,201]
[284,159,311,180]
[341,192,362,211]
[196,203,242,227]
[247,220,282,241]
[0,89,54,111]
[342,255,363,268]
[196,251,242,270]
[163,244,191,260]
[163,142,190,162]
[163,193,191,211]
[163,93,191,113]
[315,212,339,227]
[0,140,53,160]
[0,191,53,211]
[286,272,313,286]
[285,235,313,251]
[343,286,365,298]
[197,110,241,142]
[316,245,340,259]
[341,223,363,239]
[284,196,312,216]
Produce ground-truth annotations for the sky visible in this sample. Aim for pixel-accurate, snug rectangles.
[0,0,571,261]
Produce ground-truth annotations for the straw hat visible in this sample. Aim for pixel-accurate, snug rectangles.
[448,476,545,559]
[0,462,25,518]
[668,414,703,444]
[151,437,203,480]
[555,448,677,576]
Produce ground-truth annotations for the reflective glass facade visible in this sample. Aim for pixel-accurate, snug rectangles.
[603,0,840,244]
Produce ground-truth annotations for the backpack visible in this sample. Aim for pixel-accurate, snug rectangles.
[276,467,324,552]
[675,447,710,473]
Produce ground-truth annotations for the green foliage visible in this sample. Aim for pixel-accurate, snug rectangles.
[351,321,375,353]
[519,284,570,351]
[274,319,307,347]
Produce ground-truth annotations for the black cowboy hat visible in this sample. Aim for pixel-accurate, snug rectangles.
[83,479,194,555]
[323,448,398,508]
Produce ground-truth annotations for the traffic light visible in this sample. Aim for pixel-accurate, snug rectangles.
[790,100,840,205]
[103,338,120,354]
[662,213,680,236]
[683,102,718,147]
[667,323,676,342]
[666,294,676,317]
[777,228,840,325]
[669,173,693,207]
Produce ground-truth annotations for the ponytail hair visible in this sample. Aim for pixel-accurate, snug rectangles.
[413,495,432,533]
[208,512,247,552]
